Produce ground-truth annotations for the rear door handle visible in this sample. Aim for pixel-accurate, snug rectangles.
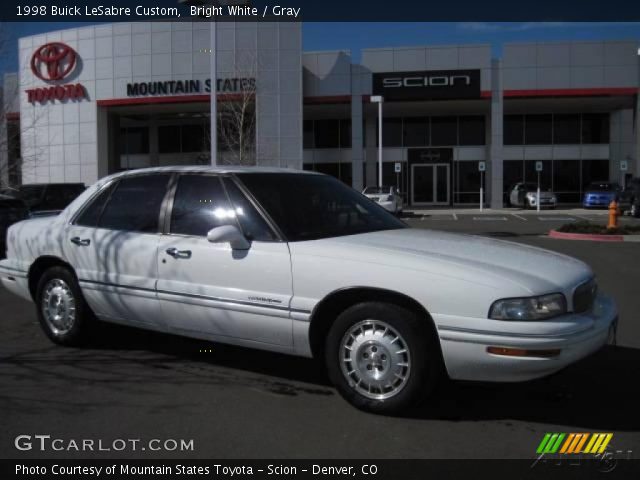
[70,237,90,246]
[166,247,192,259]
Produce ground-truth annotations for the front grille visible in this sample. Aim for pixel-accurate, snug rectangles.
[573,278,597,313]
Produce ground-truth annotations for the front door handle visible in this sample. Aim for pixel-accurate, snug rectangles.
[166,247,192,259]
[70,237,90,246]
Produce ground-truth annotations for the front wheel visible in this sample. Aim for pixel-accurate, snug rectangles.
[35,266,94,346]
[325,302,441,414]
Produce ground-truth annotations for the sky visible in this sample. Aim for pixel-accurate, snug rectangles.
[2,21,640,79]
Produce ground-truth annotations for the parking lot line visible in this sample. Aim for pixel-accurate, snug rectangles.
[538,217,576,222]
[511,213,527,221]
[473,216,508,221]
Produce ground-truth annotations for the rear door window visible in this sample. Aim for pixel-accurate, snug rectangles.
[98,175,170,233]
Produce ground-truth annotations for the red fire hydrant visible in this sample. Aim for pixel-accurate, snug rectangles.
[607,200,620,229]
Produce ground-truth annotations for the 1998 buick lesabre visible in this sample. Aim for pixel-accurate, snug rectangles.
[0,167,618,413]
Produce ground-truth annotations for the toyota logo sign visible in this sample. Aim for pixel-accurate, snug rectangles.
[30,42,77,82]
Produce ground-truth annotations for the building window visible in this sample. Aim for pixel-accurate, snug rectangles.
[314,119,340,148]
[379,118,403,147]
[119,127,149,155]
[553,114,581,144]
[430,117,457,146]
[158,126,181,153]
[524,160,552,189]
[582,113,609,144]
[454,161,481,203]
[524,114,552,145]
[303,120,314,148]
[504,115,524,145]
[553,160,581,203]
[403,117,429,147]
[458,116,486,146]
[582,159,609,187]
[182,125,207,153]
[339,119,352,148]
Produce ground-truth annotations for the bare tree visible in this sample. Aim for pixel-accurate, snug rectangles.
[201,50,257,166]
[0,23,46,190]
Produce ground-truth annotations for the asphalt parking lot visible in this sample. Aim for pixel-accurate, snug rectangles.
[1,211,639,460]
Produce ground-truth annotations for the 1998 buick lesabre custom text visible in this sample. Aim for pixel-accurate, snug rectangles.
[0,168,618,413]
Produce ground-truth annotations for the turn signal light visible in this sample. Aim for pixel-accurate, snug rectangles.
[486,346,561,358]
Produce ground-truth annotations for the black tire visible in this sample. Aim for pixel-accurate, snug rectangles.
[325,302,442,414]
[35,266,93,346]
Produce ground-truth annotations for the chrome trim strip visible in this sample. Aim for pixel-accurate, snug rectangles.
[78,278,311,315]
[437,324,592,339]
[0,265,28,274]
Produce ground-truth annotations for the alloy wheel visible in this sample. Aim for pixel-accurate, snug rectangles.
[339,319,411,400]
[41,278,77,335]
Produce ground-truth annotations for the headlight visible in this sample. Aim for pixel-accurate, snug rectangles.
[489,293,566,320]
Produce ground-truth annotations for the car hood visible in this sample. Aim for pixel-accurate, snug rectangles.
[525,190,555,199]
[304,228,592,294]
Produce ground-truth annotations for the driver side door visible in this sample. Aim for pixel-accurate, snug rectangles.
[155,174,294,348]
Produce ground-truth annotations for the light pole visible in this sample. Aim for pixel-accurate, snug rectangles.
[370,95,384,187]
[179,0,218,165]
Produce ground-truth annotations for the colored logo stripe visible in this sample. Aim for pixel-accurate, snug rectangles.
[536,433,566,454]
[539,433,613,455]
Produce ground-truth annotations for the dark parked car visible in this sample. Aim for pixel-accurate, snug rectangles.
[619,177,640,218]
[2,183,85,215]
[582,181,621,209]
[0,195,29,258]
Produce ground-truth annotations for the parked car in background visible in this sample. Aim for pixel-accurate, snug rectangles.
[0,167,618,414]
[0,195,29,258]
[2,183,85,216]
[618,177,640,218]
[507,182,557,209]
[362,185,403,214]
[582,181,621,209]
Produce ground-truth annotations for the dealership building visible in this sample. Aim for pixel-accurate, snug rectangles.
[1,21,639,207]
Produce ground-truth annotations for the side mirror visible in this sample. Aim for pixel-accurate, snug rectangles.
[206,225,251,250]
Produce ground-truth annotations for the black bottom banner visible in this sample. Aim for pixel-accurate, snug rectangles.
[3,459,640,480]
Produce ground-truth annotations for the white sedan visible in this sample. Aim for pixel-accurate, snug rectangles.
[0,167,617,414]
[362,186,403,214]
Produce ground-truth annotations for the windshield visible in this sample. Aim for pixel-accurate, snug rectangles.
[237,173,407,242]
[363,186,392,194]
[586,182,618,192]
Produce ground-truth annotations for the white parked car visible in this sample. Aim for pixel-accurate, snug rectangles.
[362,186,403,214]
[0,167,617,413]
[508,182,557,209]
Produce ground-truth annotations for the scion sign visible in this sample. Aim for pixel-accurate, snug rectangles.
[373,69,480,101]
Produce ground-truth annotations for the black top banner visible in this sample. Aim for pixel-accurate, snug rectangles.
[2,0,640,21]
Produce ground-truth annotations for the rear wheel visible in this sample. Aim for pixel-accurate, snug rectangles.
[325,302,441,414]
[35,266,93,346]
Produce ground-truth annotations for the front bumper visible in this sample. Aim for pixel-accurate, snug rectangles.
[527,197,556,208]
[435,293,618,382]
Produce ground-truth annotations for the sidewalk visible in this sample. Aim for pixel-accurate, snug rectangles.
[404,207,610,216]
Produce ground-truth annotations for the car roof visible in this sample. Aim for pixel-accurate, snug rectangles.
[106,166,321,181]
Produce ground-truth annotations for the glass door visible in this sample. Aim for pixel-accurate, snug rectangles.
[411,163,450,206]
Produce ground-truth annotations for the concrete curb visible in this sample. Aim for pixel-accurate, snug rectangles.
[548,230,640,242]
